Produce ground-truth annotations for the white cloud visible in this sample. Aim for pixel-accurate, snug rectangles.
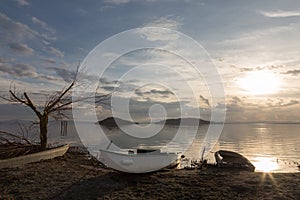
[31,17,55,34]
[137,16,182,41]
[143,16,181,30]
[15,0,29,6]
[214,19,300,70]
[220,24,294,46]
[260,10,300,18]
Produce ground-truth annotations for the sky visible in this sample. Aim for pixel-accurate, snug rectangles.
[0,0,300,122]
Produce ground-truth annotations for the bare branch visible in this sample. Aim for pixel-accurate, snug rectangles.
[48,101,72,113]
[23,92,42,118]
[45,67,79,113]
[9,90,27,104]
[0,95,13,102]
[0,130,32,145]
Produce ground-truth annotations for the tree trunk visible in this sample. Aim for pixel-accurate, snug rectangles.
[39,114,48,150]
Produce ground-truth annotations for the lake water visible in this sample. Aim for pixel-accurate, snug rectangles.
[193,123,300,173]
[1,121,299,172]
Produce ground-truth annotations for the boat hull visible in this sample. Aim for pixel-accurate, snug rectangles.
[100,149,180,173]
[0,144,69,169]
[215,150,255,172]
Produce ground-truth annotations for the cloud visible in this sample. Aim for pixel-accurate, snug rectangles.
[102,0,198,5]
[217,96,300,122]
[282,100,299,107]
[15,0,29,6]
[0,13,35,41]
[47,46,64,58]
[199,95,210,107]
[48,67,98,83]
[50,67,76,82]
[221,26,293,47]
[135,88,173,97]
[103,0,131,5]
[0,13,58,57]
[0,58,6,63]
[144,16,182,30]
[217,100,244,113]
[137,16,182,41]
[0,12,55,45]
[216,96,253,117]
[282,69,300,76]
[99,0,132,12]
[267,98,299,107]
[238,65,283,72]
[38,75,61,82]
[99,5,114,12]
[215,19,300,71]
[8,43,34,55]
[101,86,117,92]
[31,17,55,34]
[0,63,37,77]
[260,10,300,18]
[231,96,242,103]
[104,95,182,122]
[42,58,56,64]
[0,12,56,70]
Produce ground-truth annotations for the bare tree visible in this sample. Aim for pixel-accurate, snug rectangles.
[1,68,110,150]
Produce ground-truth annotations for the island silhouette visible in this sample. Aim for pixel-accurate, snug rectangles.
[97,117,210,127]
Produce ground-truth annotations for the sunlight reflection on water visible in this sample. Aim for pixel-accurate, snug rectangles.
[252,157,279,172]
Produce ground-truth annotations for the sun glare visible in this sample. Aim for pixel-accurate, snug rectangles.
[237,71,281,95]
[253,157,278,172]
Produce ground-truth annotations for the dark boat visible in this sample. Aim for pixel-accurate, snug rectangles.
[214,150,255,172]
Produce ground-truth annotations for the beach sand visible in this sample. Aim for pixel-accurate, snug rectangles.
[1,151,299,200]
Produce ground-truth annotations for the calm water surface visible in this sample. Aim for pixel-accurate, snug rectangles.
[191,123,300,172]
[1,121,299,172]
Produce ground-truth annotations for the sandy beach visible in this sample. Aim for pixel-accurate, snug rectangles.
[0,151,299,200]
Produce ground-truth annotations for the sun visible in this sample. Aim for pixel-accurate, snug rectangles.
[253,157,279,172]
[237,71,281,95]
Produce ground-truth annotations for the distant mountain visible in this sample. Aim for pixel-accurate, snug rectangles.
[156,118,210,125]
[97,117,210,127]
[97,117,138,127]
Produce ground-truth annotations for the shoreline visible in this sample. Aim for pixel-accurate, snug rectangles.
[1,151,299,199]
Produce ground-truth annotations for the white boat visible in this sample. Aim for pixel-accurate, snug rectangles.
[0,144,69,169]
[99,148,181,173]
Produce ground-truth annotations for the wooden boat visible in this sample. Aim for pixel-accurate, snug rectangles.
[99,148,181,173]
[0,144,69,169]
[214,150,255,172]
